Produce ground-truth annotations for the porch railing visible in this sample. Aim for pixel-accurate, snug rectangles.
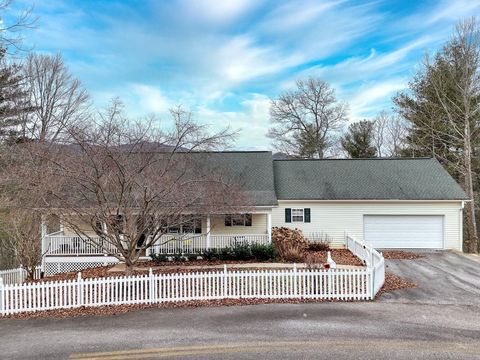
[46,236,118,256]
[45,234,271,256]
[149,234,270,255]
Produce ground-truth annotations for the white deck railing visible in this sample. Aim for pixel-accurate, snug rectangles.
[345,234,385,296]
[0,265,372,315]
[149,234,270,255]
[46,236,119,255]
[46,234,271,256]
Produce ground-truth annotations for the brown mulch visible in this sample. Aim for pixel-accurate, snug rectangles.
[381,251,425,260]
[138,259,264,268]
[376,272,417,298]
[304,249,364,267]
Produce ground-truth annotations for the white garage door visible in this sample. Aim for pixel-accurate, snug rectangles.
[364,215,444,249]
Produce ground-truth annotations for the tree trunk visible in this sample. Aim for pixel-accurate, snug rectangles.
[124,258,134,276]
[463,121,478,253]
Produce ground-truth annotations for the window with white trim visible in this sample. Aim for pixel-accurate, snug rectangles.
[225,214,252,227]
[291,208,304,222]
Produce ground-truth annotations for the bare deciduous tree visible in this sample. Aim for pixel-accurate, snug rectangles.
[268,77,348,159]
[21,53,90,143]
[0,0,37,53]
[9,101,244,274]
[2,208,42,279]
[372,111,409,157]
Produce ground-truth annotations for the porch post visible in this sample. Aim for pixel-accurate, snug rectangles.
[206,215,211,249]
[267,212,272,243]
[59,215,64,233]
[40,215,47,273]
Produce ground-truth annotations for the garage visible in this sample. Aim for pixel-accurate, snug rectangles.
[364,215,444,249]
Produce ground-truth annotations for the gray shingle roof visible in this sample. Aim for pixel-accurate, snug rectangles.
[188,151,278,206]
[273,158,467,201]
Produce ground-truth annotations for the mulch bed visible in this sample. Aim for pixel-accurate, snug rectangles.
[304,249,364,266]
[31,249,363,283]
[381,251,425,260]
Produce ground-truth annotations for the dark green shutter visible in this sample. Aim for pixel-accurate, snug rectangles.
[304,208,311,223]
[285,208,292,223]
[245,214,252,226]
[225,215,232,226]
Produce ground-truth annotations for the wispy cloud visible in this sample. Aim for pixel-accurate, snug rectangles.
[17,0,480,149]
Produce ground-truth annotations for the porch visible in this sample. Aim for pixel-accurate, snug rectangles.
[43,233,271,256]
[42,212,273,257]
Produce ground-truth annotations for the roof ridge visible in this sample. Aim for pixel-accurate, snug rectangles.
[273,157,434,161]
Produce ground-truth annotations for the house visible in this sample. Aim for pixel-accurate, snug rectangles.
[41,151,467,274]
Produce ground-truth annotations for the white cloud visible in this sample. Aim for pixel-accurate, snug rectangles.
[180,0,261,25]
[348,78,407,121]
[130,84,172,114]
[196,94,272,150]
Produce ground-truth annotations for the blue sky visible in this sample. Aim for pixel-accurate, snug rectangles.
[10,0,480,149]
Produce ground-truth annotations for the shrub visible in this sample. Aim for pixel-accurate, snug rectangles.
[307,240,331,252]
[219,247,234,260]
[202,248,219,261]
[150,253,168,264]
[231,243,253,260]
[172,253,185,262]
[251,243,276,261]
[304,252,323,270]
[280,246,305,263]
[272,227,307,262]
[187,254,199,261]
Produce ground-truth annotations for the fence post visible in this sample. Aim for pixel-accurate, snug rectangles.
[328,269,332,297]
[149,268,154,304]
[0,277,4,315]
[293,263,297,298]
[77,272,84,307]
[223,265,227,298]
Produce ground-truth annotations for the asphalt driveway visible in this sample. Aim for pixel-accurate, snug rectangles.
[0,251,479,360]
[381,251,480,305]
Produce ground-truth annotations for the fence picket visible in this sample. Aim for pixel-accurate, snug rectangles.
[0,260,383,316]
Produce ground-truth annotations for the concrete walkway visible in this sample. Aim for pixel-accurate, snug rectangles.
[109,262,363,273]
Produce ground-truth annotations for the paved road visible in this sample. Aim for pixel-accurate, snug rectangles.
[1,252,479,360]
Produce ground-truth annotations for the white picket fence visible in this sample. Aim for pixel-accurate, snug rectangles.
[0,265,374,315]
[346,234,385,295]
[0,266,42,285]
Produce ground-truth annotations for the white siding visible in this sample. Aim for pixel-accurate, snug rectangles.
[272,201,463,250]
[208,214,268,235]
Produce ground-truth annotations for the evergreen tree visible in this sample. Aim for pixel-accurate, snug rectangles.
[341,120,377,158]
[0,47,32,143]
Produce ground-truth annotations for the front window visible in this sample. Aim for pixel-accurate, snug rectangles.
[291,209,304,222]
[225,214,252,226]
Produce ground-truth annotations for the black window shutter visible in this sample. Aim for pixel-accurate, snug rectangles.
[285,208,292,223]
[245,214,252,226]
[225,215,232,226]
[304,208,311,223]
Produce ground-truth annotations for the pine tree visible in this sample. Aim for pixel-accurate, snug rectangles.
[341,120,377,158]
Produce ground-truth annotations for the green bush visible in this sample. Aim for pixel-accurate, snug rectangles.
[202,243,275,261]
[150,253,168,264]
[231,243,253,260]
[187,253,199,261]
[219,247,234,260]
[251,243,276,261]
[172,253,185,262]
[202,248,219,261]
